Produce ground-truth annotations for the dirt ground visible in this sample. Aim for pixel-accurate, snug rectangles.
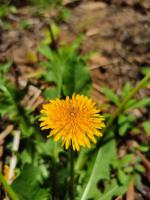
[0,0,150,105]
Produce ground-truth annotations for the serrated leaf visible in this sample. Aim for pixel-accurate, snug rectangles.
[80,131,116,200]
[19,150,32,165]
[62,57,91,96]
[102,87,120,105]
[99,179,128,200]
[12,165,50,200]
[35,138,62,158]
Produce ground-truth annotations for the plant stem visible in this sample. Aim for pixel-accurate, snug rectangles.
[80,73,150,200]
[75,149,88,172]
[0,171,19,200]
[105,72,150,131]
[70,147,75,200]
[76,73,150,172]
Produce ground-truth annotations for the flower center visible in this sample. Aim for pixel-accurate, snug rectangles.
[70,112,75,117]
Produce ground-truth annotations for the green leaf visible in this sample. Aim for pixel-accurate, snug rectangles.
[99,179,128,200]
[19,20,31,29]
[12,165,50,200]
[43,87,59,100]
[125,99,137,109]
[119,154,133,167]
[80,131,116,200]
[135,164,145,173]
[19,150,32,165]
[118,114,135,125]
[126,98,150,110]
[102,87,120,105]
[143,121,150,135]
[124,166,133,173]
[136,144,149,152]
[62,57,91,96]
[0,62,12,74]
[134,173,141,188]
[119,122,130,136]
[0,83,18,119]
[38,45,54,60]
[35,138,62,158]
[141,67,150,75]
[118,169,128,185]
[41,23,60,45]
[122,82,132,98]
[19,116,34,137]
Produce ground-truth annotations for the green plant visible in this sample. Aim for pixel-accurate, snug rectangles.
[39,38,92,99]
[0,33,149,200]
[77,73,150,200]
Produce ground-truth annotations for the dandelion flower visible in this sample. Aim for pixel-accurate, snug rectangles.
[39,94,105,151]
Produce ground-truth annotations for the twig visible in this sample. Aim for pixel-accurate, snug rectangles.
[126,177,134,200]
[0,140,4,173]
[0,125,14,141]
[136,151,150,170]
[8,130,20,184]
[26,86,41,109]
[0,125,14,173]
[89,63,114,70]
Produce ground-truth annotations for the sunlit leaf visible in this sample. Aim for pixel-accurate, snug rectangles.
[12,165,50,200]
[126,98,150,110]
[80,131,116,200]
[143,121,150,135]
[102,87,120,106]
[122,82,132,98]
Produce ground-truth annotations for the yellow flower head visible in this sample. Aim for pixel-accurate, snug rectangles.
[39,94,105,151]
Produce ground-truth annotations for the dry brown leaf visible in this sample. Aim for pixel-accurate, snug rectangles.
[89,54,110,70]
[81,2,107,11]
[86,28,99,37]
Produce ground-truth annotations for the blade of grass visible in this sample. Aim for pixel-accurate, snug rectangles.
[0,171,19,200]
